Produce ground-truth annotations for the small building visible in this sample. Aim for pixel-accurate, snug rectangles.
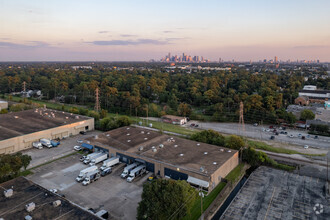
[325,101,330,110]
[0,100,8,110]
[303,85,317,90]
[161,115,187,125]
[86,126,239,192]
[0,109,94,154]
[294,96,310,106]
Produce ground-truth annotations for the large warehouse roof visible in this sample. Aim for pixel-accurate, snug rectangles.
[0,177,98,219]
[0,109,91,140]
[87,126,237,176]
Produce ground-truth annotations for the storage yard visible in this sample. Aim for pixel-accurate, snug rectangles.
[220,166,329,220]
[0,108,94,154]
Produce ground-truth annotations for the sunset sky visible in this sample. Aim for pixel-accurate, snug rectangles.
[0,0,329,61]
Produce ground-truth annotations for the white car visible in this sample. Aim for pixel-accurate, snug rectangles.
[304,145,309,149]
[50,189,58,193]
[266,129,270,132]
[74,145,82,151]
[77,140,83,144]
[288,134,294,138]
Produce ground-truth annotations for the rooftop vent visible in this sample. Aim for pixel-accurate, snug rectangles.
[65,117,69,119]
[95,135,99,139]
[159,144,164,148]
[25,215,32,220]
[106,134,110,137]
[213,162,217,165]
[204,152,208,155]
[4,189,13,198]
[141,131,145,134]
[53,200,61,207]
[197,143,200,146]
[127,127,130,130]
[227,150,231,153]
[220,149,224,152]
[200,166,205,172]
[70,113,73,115]
[62,112,65,114]
[174,145,178,148]
[144,137,148,140]
[25,202,35,212]
[75,116,79,119]
[151,146,156,149]
[179,153,184,157]
[147,132,150,135]
[127,133,130,136]
[127,140,131,143]
[14,116,19,119]
[139,146,144,151]
[152,148,157,152]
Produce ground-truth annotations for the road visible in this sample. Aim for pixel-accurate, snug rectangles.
[184,121,330,149]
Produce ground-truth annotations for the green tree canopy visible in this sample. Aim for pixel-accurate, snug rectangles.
[225,135,245,150]
[137,179,198,220]
[300,109,315,121]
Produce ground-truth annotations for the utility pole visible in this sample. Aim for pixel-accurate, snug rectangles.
[94,87,101,112]
[238,101,246,163]
[22,81,26,93]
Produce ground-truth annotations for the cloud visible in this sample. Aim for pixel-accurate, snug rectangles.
[293,45,329,49]
[120,34,138,37]
[90,38,170,46]
[163,31,174,33]
[0,41,51,49]
[99,31,109,34]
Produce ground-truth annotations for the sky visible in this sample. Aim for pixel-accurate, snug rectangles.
[0,0,330,61]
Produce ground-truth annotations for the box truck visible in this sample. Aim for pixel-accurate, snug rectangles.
[121,163,138,178]
[82,170,101,186]
[126,165,146,182]
[83,152,102,164]
[89,153,108,166]
[100,157,120,171]
[76,165,98,182]
[40,139,52,148]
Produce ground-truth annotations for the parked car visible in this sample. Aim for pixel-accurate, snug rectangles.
[266,129,270,132]
[298,134,302,138]
[304,145,309,149]
[74,145,82,151]
[253,123,258,126]
[302,136,305,140]
[314,135,318,139]
[289,134,294,138]
[49,189,58,193]
[190,123,195,127]
[269,126,273,129]
[195,124,199,127]
[77,139,83,144]
[275,132,279,135]
[270,136,275,140]
[79,131,86,135]
[32,142,43,149]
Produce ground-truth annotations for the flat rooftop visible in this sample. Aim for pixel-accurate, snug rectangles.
[87,126,237,176]
[0,109,91,140]
[0,177,98,220]
[220,166,329,220]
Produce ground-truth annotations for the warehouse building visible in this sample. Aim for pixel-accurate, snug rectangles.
[0,108,94,154]
[86,126,239,191]
[0,177,99,219]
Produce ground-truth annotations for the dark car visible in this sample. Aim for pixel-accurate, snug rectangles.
[314,135,318,139]
[190,123,195,127]
[270,136,275,140]
[195,124,199,127]
[80,131,86,135]
[275,132,279,135]
[101,167,112,176]
[302,136,305,140]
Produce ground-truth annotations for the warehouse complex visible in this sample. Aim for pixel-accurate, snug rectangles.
[0,109,94,154]
[0,177,99,219]
[86,126,239,191]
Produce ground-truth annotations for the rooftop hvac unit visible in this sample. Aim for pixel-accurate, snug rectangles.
[220,149,224,152]
[213,162,217,165]
[25,202,35,212]
[204,152,208,155]
[4,189,13,198]
[75,116,79,119]
[174,145,178,148]
[65,117,69,119]
[127,133,130,136]
[152,148,157,152]
[139,146,144,151]
[25,215,32,220]
[127,140,131,142]
[141,131,145,134]
[179,153,184,157]
[159,144,164,148]
[144,138,148,140]
[53,200,61,207]
[95,135,98,139]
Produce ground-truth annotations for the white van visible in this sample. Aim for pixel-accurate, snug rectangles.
[32,142,43,149]
[40,139,52,148]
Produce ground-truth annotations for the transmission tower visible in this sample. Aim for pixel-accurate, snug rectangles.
[23,81,26,92]
[94,87,101,112]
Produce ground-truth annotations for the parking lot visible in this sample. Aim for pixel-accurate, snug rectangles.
[23,130,102,169]
[27,153,150,219]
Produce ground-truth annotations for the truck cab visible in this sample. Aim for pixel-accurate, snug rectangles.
[121,170,129,178]
[101,167,112,176]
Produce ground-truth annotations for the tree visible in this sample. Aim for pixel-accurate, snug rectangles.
[137,179,198,220]
[20,154,32,170]
[100,109,108,119]
[177,103,191,117]
[225,135,244,150]
[191,130,225,146]
[300,109,315,121]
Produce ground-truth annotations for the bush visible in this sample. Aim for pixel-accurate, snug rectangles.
[0,109,8,114]
[225,135,245,150]
[88,110,100,121]
[99,116,132,131]
[191,130,225,146]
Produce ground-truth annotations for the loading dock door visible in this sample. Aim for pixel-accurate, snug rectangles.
[164,168,188,180]
[145,162,154,173]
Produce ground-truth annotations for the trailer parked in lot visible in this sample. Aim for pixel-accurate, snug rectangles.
[121,163,138,178]
[82,170,101,186]
[101,167,112,176]
[89,153,108,166]
[126,165,146,182]
[83,152,103,164]
[76,166,98,182]
[80,152,100,162]
[100,157,120,171]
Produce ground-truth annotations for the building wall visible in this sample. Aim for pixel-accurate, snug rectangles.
[294,97,309,106]
[0,118,94,154]
[0,101,8,110]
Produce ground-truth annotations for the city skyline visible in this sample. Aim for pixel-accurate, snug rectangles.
[0,0,330,61]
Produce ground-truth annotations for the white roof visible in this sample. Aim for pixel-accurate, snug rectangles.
[187,176,209,188]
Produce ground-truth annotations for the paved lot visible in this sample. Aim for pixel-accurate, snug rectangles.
[23,130,102,169]
[184,121,330,149]
[220,166,329,220]
[27,154,149,220]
